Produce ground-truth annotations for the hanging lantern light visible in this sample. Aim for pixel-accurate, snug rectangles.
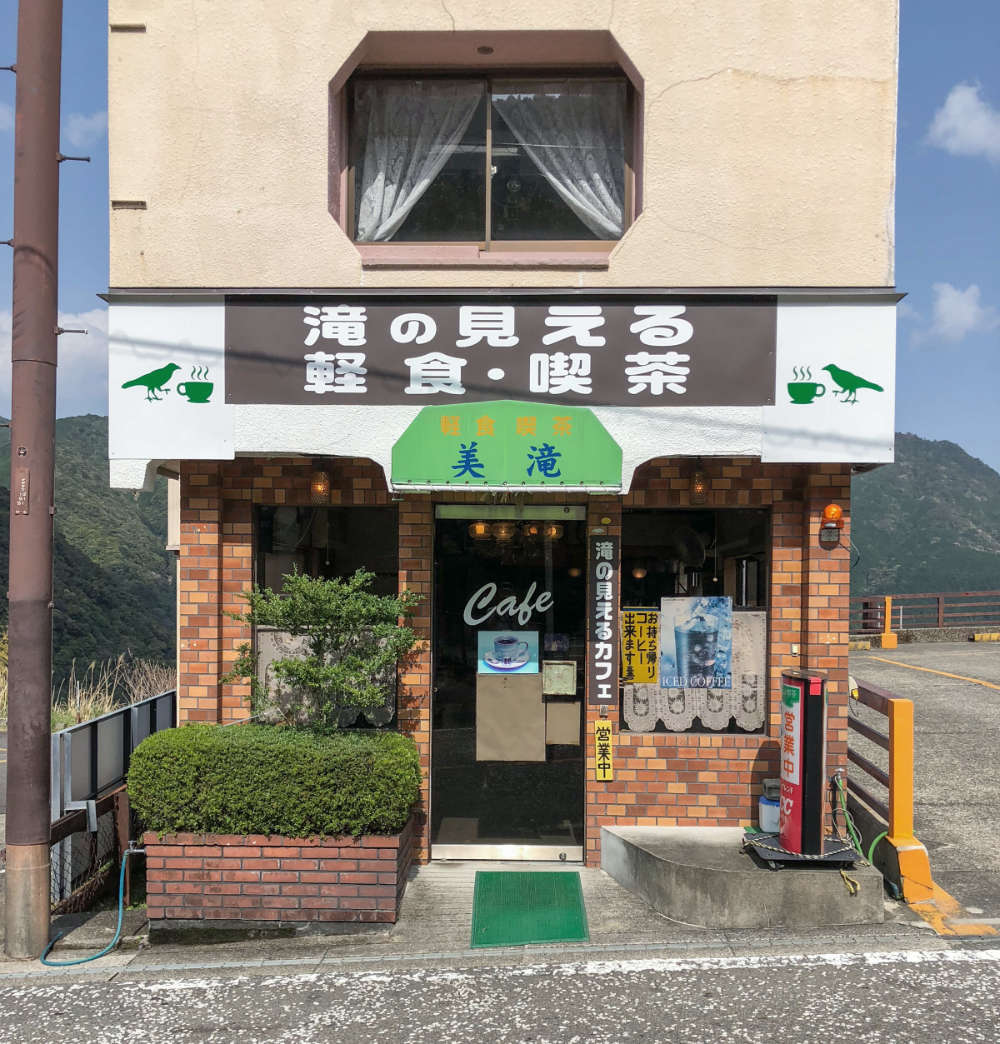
[690,458,708,505]
[492,520,517,542]
[631,563,648,580]
[543,522,564,540]
[523,522,543,539]
[468,520,491,540]
[309,468,331,503]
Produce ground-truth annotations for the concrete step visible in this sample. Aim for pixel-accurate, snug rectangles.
[601,826,885,930]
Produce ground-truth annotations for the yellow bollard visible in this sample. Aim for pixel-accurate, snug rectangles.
[881,595,898,650]
[886,697,993,935]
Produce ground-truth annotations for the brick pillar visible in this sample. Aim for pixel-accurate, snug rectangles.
[220,491,253,723]
[768,479,806,734]
[584,496,622,866]
[397,494,433,862]
[802,465,852,774]
[178,463,224,723]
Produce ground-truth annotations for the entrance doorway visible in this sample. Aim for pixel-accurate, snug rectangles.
[431,506,586,860]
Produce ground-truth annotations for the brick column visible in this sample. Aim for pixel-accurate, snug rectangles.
[768,478,806,734]
[178,463,224,723]
[397,494,433,862]
[220,492,253,723]
[802,464,852,774]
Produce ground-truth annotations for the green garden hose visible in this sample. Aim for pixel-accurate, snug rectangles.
[40,846,142,967]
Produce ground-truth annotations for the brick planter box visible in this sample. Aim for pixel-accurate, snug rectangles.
[143,816,414,929]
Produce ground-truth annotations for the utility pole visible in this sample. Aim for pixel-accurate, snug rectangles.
[5,0,63,959]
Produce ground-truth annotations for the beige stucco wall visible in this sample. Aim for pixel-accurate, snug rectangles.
[108,1,898,290]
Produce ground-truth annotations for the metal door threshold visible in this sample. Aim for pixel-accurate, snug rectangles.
[432,844,583,862]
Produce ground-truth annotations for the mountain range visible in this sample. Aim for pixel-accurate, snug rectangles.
[0,415,174,682]
[851,432,1000,595]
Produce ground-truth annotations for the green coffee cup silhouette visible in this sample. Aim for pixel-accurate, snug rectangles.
[176,365,214,403]
[177,381,213,403]
[787,380,825,404]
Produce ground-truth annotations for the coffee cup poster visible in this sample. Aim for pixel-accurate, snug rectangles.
[477,631,540,675]
[659,597,733,690]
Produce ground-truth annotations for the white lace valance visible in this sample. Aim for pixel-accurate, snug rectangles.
[623,612,767,733]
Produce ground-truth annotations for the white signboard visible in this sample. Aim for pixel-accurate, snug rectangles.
[108,302,233,463]
[762,300,895,462]
[107,295,896,488]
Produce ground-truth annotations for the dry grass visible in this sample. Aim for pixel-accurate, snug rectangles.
[0,641,175,731]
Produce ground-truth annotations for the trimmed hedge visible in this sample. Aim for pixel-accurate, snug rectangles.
[127,724,420,837]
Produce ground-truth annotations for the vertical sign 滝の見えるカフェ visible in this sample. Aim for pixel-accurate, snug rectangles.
[588,535,620,708]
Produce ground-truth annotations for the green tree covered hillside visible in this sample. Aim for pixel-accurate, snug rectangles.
[0,415,174,681]
[851,433,1000,595]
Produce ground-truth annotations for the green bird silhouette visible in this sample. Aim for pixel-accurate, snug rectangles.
[121,362,181,401]
[822,364,884,404]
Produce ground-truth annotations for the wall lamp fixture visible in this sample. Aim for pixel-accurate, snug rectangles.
[819,503,844,549]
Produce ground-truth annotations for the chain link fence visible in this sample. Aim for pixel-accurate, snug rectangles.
[50,808,119,914]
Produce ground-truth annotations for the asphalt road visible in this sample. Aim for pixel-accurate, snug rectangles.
[849,641,1000,921]
[2,947,1000,1042]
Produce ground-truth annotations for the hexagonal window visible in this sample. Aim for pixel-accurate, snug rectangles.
[329,31,643,264]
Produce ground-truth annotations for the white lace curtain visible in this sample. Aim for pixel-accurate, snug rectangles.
[354,80,483,242]
[491,80,626,240]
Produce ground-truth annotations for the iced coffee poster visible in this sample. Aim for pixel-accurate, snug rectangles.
[478,631,540,675]
[659,597,733,689]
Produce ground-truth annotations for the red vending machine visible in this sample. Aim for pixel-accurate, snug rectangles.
[778,670,826,855]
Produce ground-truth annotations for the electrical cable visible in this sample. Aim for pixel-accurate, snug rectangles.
[867,829,889,865]
[833,774,865,855]
[40,846,143,967]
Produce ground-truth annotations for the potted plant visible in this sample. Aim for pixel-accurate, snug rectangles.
[226,569,422,730]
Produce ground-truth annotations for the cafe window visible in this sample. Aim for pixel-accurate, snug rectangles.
[254,506,399,596]
[350,77,629,245]
[620,509,769,735]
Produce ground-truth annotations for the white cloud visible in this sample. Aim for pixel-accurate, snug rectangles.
[0,100,12,133]
[63,110,107,149]
[0,307,109,417]
[911,282,1000,347]
[926,83,1000,164]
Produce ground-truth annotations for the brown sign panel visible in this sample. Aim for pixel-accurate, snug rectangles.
[588,534,620,708]
[225,295,776,407]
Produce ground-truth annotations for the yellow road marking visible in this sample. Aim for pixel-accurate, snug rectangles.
[863,655,1000,692]
[907,882,997,937]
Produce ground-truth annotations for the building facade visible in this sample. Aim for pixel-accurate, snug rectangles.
[107,1,899,864]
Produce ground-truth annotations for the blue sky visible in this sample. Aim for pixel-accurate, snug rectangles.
[1,1,998,469]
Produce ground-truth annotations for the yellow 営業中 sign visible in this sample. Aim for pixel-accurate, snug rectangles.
[594,721,614,781]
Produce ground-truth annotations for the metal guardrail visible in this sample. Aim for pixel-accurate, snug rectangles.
[50,689,176,826]
[851,590,1000,633]
[48,689,175,909]
[847,680,932,903]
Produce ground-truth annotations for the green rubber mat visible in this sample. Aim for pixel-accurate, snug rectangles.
[470,871,589,948]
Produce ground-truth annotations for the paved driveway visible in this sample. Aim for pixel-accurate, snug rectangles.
[849,642,1000,919]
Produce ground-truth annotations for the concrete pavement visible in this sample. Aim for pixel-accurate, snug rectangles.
[3,944,1000,1042]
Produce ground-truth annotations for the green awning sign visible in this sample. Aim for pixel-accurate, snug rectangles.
[391,402,622,490]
